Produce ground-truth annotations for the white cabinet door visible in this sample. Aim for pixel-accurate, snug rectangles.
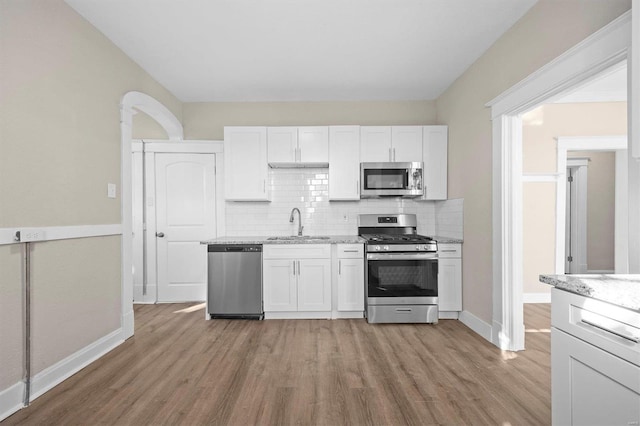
[267,127,298,163]
[298,126,329,163]
[263,259,297,312]
[297,258,331,311]
[329,126,360,200]
[337,258,364,311]
[223,127,269,201]
[438,258,461,311]
[155,153,215,302]
[391,126,423,162]
[552,328,640,426]
[360,126,392,162]
[423,125,448,200]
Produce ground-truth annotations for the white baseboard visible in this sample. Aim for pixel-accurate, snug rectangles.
[30,328,124,401]
[459,310,493,343]
[438,311,460,320]
[523,292,551,303]
[0,381,25,422]
[0,328,125,421]
[122,310,134,340]
[264,311,332,320]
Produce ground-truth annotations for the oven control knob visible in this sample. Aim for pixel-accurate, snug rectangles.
[375,245,381,251]
[383,245,389,251]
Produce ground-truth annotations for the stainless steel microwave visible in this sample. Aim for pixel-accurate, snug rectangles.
[360,162,423,198]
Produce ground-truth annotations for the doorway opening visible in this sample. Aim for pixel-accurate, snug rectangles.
[486,11,632,351]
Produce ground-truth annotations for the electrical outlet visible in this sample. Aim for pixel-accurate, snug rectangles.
[107,183,117,198]
[343,214,349,222]
[21,229,46,242]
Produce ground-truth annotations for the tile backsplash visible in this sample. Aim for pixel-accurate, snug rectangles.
[225,168,463,238]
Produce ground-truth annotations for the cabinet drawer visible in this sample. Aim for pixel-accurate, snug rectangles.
[337,244,364,258]
[551,288,640,366]
[438,244,461,258]
[264,244,330,259]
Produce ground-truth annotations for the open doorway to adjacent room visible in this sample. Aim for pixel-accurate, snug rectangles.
[521,62,628,305]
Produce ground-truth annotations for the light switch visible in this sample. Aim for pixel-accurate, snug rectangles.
[107,183,117,198]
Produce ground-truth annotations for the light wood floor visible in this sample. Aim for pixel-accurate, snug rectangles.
[4,304,551,425]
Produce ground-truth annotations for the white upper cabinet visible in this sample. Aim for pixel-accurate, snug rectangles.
[360,126,392,162]
[298,126,329,163]
[267,126,329,165]
[223,127,269,201]
[267,127,298,163]
[422,125,448,200]
[391,126,423,162]
[360,126,423,162]
[329,126,360,200]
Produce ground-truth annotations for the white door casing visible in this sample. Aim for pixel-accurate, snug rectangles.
[565,161,588,274]
[486,12,632,351]
[556,136,627,276]
[121,92,184,339]
[155,153,215,302]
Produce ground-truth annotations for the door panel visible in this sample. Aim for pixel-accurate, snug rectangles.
[263,259,297,311]
[298,259,331,311]
[156,153,216,302]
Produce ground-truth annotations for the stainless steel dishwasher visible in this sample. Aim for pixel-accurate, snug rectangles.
[207,244,263,319]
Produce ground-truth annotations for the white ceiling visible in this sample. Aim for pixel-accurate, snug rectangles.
[65,0,537,102]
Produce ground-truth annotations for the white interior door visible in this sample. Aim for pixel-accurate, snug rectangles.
[155,153,216,302]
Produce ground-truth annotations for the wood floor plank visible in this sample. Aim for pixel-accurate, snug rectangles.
[3,304,551,425]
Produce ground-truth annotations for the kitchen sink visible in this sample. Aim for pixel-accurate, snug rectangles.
[267,236,331,240]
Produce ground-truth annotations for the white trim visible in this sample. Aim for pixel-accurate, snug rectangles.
[0,224,122,246]
[438,311,460,320]
[488,12,631,352]
[143,140,223,153]
[486,12,631,117]
[0,381,25,422]
[264,312,332,320]
[586,269,616,274]
[30,328,124,401]
[522,174,560,182]
[523,293,551,304]
[1,328,124,421]
[615,149,629,273]
[556,135,627,275]
[121,91,184,339]
[459,310,493,343]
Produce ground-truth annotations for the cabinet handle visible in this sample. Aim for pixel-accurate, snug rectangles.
[388,148,392,161]
[339,260,341,275]
[263,180,266,194]
[356,180,359,195]
[292,260,296,276]
[441,250,457,253]
[343,250,359,252]
[580,319,640,343]
[393,148,396,161]
[297,261,300,275]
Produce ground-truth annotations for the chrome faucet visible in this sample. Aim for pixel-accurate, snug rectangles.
[289,208,303,236]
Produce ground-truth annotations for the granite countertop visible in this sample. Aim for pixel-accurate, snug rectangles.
[429,236,463,244]
[201,235,365,245]
[540,274,640,312]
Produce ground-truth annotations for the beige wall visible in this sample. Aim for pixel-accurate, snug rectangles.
[521,103,625,296]
[0,0,181,395]
[436,0,631,323]
[183,101,436,140]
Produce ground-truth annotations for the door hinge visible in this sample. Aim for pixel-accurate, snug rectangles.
[567,255,573,262]
[567,175,573,183]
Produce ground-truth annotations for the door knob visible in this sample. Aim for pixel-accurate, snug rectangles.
[156,232,165,238]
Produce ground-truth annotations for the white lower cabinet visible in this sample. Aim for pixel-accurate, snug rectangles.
[263,244,331,317]
[551,288,640,425]
[437,243,462,317]
[336,244,364,312]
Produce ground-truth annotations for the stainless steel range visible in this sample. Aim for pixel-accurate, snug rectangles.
[358,214,438,324]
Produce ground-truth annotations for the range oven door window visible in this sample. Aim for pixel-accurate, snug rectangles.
[367,255,438,298]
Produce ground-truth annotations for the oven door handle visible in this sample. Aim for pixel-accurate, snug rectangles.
[367,253,438,261]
